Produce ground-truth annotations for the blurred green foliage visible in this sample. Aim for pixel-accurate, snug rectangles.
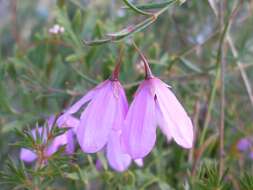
[0,0,253,189]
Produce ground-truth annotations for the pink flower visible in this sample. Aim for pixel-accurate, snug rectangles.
[237,138,251,152]
[20,116,75,163]
[57,63,140,172]
[121,49,194,159]
[75,79,127,154]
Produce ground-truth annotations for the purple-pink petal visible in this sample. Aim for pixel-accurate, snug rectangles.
[57,115,80,134]
[122,82,157,159]
[20,148,37,162]
[64,89,95,115]
[47,115,56,129]
[249,151,253,160]
[106,130,131,172]
[31,127,48,144]
[155,105,172,142]
[65,130,75,154]
[63,80,109,115]
[153,78,194,149]
[77,81,119,153]
[95,159,104,171]
[45,128,75,156]
[46,133,68,156]
[237,138,251,152]
[20,126,47,162]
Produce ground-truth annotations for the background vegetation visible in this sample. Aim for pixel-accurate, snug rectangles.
[0,0,253,189]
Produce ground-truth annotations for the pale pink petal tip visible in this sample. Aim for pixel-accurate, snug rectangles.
[107,131,131,172]
[134,159,144,167]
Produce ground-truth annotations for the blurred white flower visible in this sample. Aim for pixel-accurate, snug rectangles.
[49,24,65,35]
[178,0,187,5]
[117,9,126,18]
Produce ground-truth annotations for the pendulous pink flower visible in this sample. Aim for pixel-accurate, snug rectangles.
[20,115,75,163]
[57,62,140,172]
[122,49,194,159]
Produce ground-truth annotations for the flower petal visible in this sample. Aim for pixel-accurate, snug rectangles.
[118,83,128,115]
[77,81,118,153]
[45,133,68,156]
[134,159,144,167]
[20,148,37,162]
[31,127,48,144]
[57,115,79,134]
[122,82,157,159]
[56,81,105,129]
[45,129,75,156]
[65,89,95,115]
[64,80,109,115]
[107,130,131,172]
[156,105,172,142]
[237,138,251,152]
[56,89,94,129]
[65,130,75,154]
[95,159,104,171]
[112,83,128,131]
[47,115,56,130]
[154,78,194,148]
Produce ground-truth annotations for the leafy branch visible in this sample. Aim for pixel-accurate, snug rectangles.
[83,0,180,46]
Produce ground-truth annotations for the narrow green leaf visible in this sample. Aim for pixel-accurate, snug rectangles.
[83,17,155,46]
[123,0,175,10]
[180,57,203,73]
[122,0,152,16]
[83,38,111,46]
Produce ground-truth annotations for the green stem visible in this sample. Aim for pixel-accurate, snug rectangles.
[199,21,230,146]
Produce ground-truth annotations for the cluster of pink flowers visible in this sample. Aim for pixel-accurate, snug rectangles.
[20,51,194,172]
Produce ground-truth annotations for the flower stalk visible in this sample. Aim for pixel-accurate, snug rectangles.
[132,42,153,79]
[111,47,124,81]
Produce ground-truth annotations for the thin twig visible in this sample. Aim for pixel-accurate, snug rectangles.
[218,0,226,178]
[199,21,229,147]
[10,0,20,47]
[227,36,253,107]
[206,0,244,177]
